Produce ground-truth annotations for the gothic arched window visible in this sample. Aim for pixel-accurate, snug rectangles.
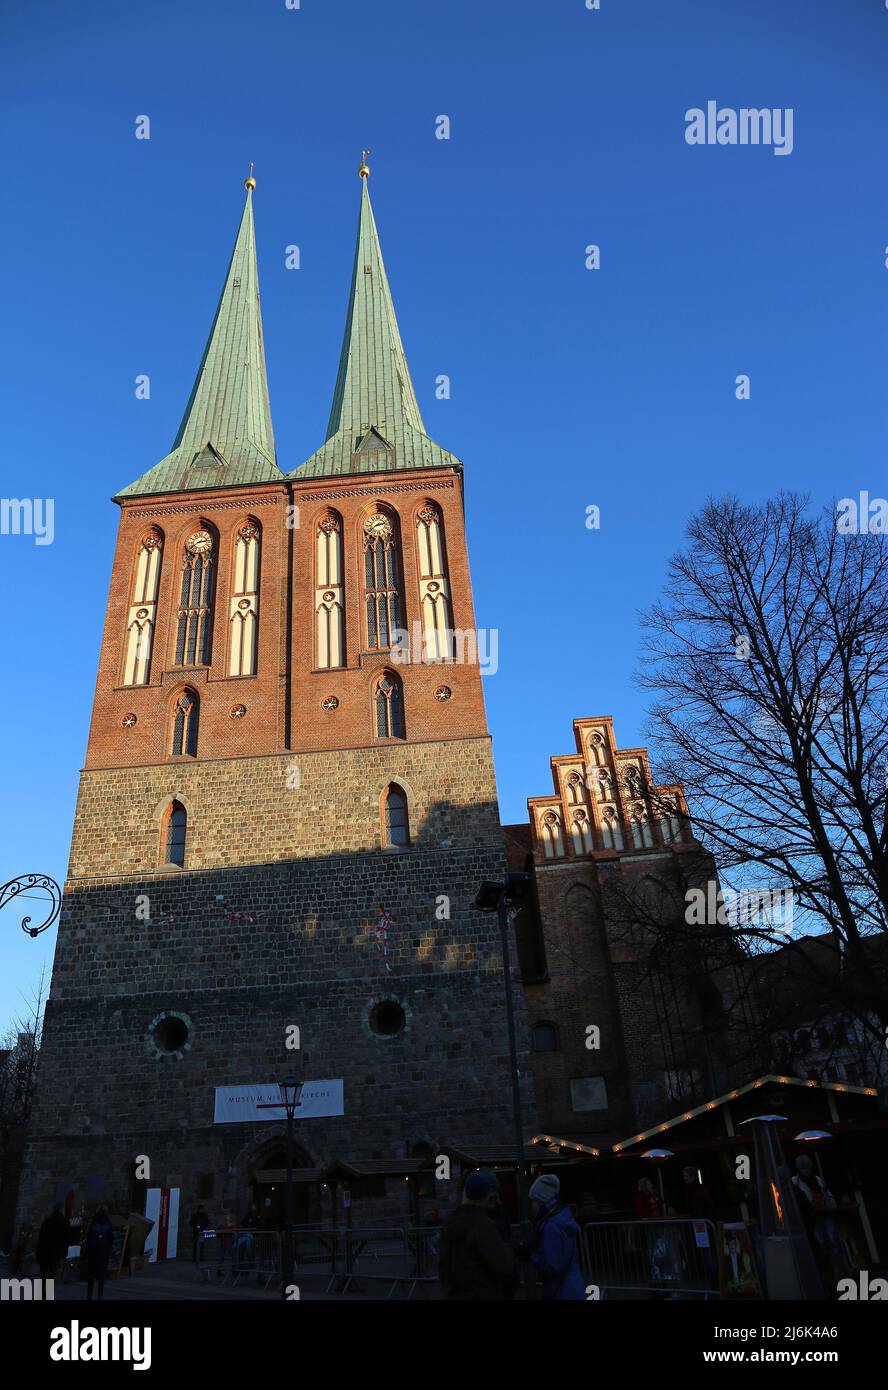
[600,805,623,851]
[171,689,199,757]
[164,802,187,867]
[363,509,402,650]
[383,784,410,847]
[566,772,585,805]
[592,768,611,803]
[588,733,606,767]
[229,520,260,676]
[175,528,216,667]
[623,766,644,801]
[659,798,682,844]
[124,530,163,685]
[630,805,653,848]
[415,502,453,660]
[541,811,564,859]
[316,513,345,669]
[375,672,405,739]
[572,810,594,856]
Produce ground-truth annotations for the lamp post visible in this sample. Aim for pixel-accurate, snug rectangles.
[258,1077,305,1299]
[475,873,533,1276]
[279,1077,304,1299]
[0,874,62,937]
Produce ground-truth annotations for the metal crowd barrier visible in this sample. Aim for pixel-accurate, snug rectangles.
[197,1227,237,1281]
[196,1223,444,1297]
[404,1226,441,1298]
[582,1218,719,1299]
[230,1231,281,1290]
[291,1224,338,1278]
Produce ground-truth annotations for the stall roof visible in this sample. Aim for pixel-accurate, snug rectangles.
[530,1075,879,1159]
[449,1142,600,1166]
[610,1074,877,1153]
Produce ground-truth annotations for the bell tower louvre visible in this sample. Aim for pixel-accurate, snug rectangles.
[17,164,535,1234]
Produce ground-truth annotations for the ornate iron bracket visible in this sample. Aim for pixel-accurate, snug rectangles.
[0,874,62,937]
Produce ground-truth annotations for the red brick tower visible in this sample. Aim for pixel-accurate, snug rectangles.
[19,165,534,1234]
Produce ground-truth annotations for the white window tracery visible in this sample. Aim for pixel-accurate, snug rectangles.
[415,503,453,660]
[123,531,163,685]
[229,521,260,676]
[541,810,564,859]
[316,514,344,669]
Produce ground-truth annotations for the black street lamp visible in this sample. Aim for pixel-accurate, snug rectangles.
[279,1076,304,1300]
[0,874,62,937]
[475,872,533,1277]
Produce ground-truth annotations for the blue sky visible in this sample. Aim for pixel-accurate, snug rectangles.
[1,0,886,1027]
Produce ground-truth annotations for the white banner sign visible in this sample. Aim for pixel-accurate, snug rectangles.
[144,1187,180,1262]
[213,1080,344,1124]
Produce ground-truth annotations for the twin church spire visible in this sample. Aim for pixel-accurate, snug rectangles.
[118,162,461,500]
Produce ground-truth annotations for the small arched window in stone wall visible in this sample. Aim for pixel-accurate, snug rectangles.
[163,801,187,867]
[123,530,163,686]
[383,784,410,847]
[375,671,405,739]
[541,811,564,859]
[532,1021,559,1053]
[171,689,199,757]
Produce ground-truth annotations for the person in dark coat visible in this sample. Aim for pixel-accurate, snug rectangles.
[85,1206,113,1300]
[528,1174,586,1301]
[190,1204,210,1261]
[438,1169,516,1300]
[681,1166,714,1219]
[36,1206,69,1282]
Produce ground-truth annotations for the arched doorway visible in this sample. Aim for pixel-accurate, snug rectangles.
[247,1137,316,1230]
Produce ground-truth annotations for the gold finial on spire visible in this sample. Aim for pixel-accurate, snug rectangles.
[244,161,257,191]
[359,150,371,179]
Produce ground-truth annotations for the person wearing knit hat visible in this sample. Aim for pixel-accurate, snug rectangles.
[529,1174,561,1211]
[528,1172,586,1300]
[438,1170,517,1300]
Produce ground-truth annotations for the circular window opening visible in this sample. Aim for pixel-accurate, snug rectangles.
[152,1015,189,1053]
[369,1001,406,1037]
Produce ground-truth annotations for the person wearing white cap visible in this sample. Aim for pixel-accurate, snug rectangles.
[528,1174,586,1301]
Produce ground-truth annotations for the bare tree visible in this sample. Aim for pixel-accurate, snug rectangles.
[0,969,47,1248]
[639,492,888,1040]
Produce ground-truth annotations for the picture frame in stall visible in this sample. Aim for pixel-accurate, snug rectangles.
[719,1221,763,1298]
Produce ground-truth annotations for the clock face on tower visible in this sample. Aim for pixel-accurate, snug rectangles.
[363,513,392,541]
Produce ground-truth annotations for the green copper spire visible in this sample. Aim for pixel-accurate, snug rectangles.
[292,165,462,480]
[117,178,281,499]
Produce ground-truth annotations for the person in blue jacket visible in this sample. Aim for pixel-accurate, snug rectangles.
[528,1174,586,1301]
